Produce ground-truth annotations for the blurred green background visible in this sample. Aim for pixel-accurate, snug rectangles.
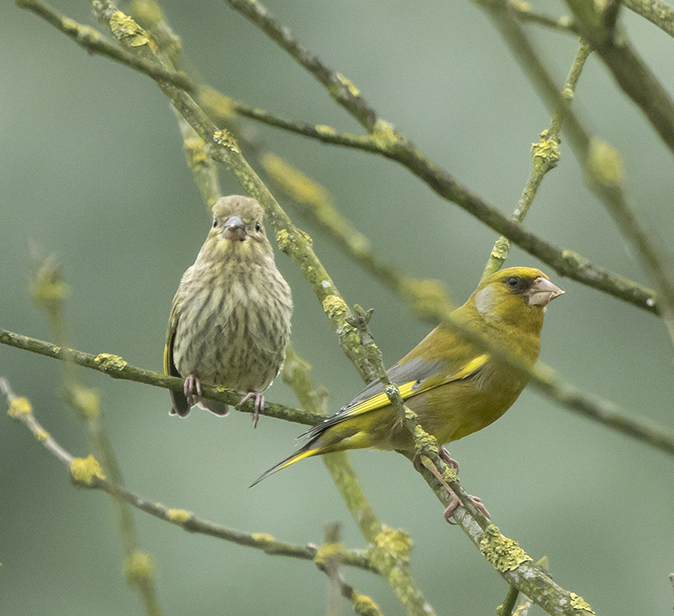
[2,1,674,614]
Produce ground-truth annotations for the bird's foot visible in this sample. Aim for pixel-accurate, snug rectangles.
[183,373,202,407]
[239,391,265,428]
[414,454,488,524]
[412,448,459,474]
[443,493,490,525]
[438,446,459,474]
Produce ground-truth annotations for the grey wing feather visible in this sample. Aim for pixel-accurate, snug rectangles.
[301,357,444,439]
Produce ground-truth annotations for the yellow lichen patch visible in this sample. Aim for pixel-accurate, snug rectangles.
[586,138,623,188]
[479,525,532,572]
[35,427,50,442]
[124,551,155,585]
[110,11,149,47]
[569,593,595,614]
[371,119,398,150]
[199,87,235,118]
[71,385,100,419]
[314,541,344,567]
[8,397,32,418]
[94,353,128,373]
[213,129,241,153]
[369,526,413,573]
[336,73,361,97]
[70,454,106,484]
[251,532,276,543]
[322,295,348,322]
[351,592,383,616]
[315,124,337,136]
[531,131,560,163]
[275,229,291,252]
[261,153,332,207]
[298,229,314,248]
[167,508,192,523]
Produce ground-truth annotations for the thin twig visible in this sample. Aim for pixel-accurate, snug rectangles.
[624,0,674,38]
[567,0,674,156]
[480,0,674,332]
[223,0,659,317]
[30,252,163,616]
[0,378,376,574]
[0,327,321,426]
[281,347,436,616]
[482,41,592,279]
[16,0,194,92]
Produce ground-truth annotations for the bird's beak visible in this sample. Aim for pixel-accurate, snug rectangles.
[526,277,564,307]
[223,215,246,242]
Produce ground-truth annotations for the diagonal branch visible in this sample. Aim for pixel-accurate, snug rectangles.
[226,0,378,131]
[479,0,674,332]
[223,0,659,318]
[0,378,376,574]
[16,0,194,92]
[567,0,674,157]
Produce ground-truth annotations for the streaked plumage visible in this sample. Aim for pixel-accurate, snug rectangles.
[253,267,562,484]
[164,195,293,423]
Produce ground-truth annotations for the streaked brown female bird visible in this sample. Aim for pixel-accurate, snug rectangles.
[164,195,293,425]
[253,267,562,484]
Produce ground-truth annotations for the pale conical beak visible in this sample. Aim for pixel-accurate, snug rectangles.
[223,215,246,242]
[526,277,564,307]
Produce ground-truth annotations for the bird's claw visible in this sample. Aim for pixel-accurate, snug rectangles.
[184,374,202,407]
[444,494,490,525]
[239,391,265,428]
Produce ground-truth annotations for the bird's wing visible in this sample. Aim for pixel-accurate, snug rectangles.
[302,353,489,438]
[164,292,191,417]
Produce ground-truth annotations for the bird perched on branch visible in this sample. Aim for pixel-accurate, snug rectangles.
[253,267,562,484]
[164,195,293,426]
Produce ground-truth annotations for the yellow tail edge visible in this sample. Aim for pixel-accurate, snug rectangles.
[249,445,322,487]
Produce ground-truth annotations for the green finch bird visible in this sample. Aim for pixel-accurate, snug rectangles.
[164,195,293,425]
[253,267,562,484]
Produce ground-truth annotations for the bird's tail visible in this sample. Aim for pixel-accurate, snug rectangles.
[250,439,324,487]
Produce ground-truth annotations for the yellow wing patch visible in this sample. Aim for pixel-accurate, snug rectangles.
[449,353,489,381]
[342,354,490,419]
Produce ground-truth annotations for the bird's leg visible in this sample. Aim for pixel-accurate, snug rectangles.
[239,391,265,428]
[415,456,490,524]
[183,373,202,407]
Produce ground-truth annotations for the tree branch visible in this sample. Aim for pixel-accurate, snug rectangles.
[221,0,659,317]
[16,0,195,92]
[0,378,375,574]
[0,327,321,426]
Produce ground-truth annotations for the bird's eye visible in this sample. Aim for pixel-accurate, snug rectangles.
[506,277,520,288]
[255,222,261,232]
[212,220,218,228]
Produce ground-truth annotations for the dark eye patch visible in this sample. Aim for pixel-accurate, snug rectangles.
[503,276,533,294]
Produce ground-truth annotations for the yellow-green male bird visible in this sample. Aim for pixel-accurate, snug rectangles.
[253,267,562,484]
[164,195,293,425]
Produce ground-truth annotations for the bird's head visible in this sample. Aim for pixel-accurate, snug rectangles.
[470,267,564,331]
[201,195,274,264]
